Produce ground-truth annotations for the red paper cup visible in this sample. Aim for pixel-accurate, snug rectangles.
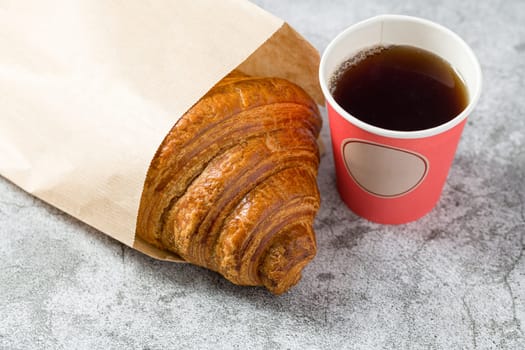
[319,15,482,224]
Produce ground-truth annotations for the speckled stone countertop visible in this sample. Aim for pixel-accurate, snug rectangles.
[1,1,524,349]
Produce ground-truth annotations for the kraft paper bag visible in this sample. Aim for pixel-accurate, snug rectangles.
[0,0,322,261]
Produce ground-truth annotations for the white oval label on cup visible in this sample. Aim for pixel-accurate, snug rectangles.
[342,139,428,198]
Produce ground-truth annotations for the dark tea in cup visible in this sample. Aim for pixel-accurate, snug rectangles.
[330,45,468,131]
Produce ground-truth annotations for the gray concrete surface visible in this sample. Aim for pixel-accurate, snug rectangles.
[1,0,524,349]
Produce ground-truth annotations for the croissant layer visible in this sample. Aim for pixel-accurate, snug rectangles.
[137,71,322,294]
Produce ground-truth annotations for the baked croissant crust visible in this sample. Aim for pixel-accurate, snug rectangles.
[136,71,322,294]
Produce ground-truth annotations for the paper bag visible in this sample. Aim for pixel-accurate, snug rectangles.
[0,0,322,261]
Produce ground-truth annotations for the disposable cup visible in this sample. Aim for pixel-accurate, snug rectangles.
[319,15,482,224]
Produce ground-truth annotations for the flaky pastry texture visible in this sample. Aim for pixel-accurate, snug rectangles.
[137,71,322,294]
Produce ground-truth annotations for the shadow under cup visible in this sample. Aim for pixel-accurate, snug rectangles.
[319,15,482,224]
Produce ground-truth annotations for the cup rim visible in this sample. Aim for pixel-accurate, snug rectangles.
[319,14,483,139]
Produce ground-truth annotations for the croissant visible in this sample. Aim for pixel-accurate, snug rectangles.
[136,71,322,294]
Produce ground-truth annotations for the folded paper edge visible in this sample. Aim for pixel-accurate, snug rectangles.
[238,22,324,105]
[133,237,186,262]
